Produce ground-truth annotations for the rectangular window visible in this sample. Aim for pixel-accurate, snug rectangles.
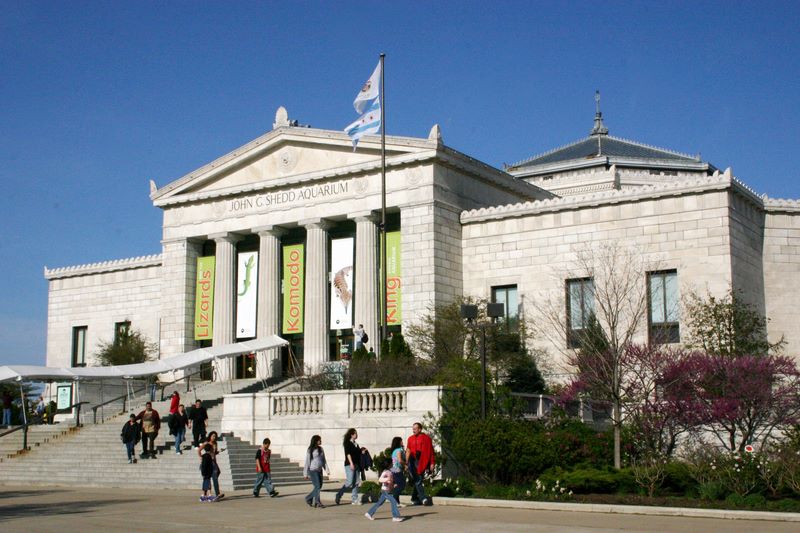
[648,270,680,343]
[566,278,594,348]
[71,326,87,367]
[491,285,519,331]
[114,321,131,344]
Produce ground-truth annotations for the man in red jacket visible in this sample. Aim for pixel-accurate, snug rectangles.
[406,422,435,506]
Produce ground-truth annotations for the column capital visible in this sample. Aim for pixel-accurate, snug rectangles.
[348,211,379,223]
[253,225,287,238]
[208,232,244,244]
[299,218,334,231]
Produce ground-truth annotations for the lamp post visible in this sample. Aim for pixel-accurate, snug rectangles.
[460,302,505,419]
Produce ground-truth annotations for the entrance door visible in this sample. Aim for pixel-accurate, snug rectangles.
[235,353,256,379]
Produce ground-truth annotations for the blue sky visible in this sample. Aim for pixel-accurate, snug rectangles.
[1,1,799,366]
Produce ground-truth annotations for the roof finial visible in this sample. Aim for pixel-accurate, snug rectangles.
[590,90,609,136]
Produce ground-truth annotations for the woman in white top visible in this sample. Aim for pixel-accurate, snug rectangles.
[303,434,330,508]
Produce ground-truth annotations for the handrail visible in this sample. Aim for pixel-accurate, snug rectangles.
[0,401,87,455]
[91,384,147,424]
[159,367,205,402]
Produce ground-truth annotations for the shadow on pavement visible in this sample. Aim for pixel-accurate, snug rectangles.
[0,498,141,522]
[0,489,65,499]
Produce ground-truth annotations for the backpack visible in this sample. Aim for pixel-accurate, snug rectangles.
[361,332,369,344]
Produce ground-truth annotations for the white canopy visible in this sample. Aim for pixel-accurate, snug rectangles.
[0,336,288,383]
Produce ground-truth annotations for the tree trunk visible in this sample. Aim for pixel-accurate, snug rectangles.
[613,401,621,469]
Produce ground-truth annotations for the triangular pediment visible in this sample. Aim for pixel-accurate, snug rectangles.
[152,127,433,205]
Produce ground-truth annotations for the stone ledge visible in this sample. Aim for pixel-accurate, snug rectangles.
[461,174,748,224]
[44,254,162,280]
[431,496,800,522]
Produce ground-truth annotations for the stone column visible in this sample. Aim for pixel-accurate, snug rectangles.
[254,226,285,380]
[159,238,203,379]
[350,213,380,356]
[210,232,242,381]
[302,219,331,373]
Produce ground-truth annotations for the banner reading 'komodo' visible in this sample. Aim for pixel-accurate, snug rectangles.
[282,244,305,334]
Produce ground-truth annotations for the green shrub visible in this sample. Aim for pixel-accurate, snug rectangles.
[429,477,475,497]
[443,414,614,484]
[661,461,698,496]
[768,498,800,513]
[540,466,634,494]
[698,481,728,501]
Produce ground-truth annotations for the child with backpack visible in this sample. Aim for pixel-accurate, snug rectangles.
[364,465,404,522]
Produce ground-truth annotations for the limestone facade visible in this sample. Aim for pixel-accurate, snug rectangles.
[44,110,800,377]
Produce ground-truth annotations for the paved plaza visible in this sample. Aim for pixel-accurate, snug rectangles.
[0,484,797,533]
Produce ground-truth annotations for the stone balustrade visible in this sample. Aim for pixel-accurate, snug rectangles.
[222,385,443,479]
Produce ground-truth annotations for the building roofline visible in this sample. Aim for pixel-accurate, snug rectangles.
[45,254,162,280]
[461,169,761,224]
[507,134,703,171]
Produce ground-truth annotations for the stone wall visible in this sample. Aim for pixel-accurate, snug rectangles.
[460,178,740,371]
[763,202,800,355]
[45,256,162,368]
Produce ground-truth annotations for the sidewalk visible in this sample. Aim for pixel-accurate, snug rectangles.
[0,483,797,533]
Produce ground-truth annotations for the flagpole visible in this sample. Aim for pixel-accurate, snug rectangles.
[379,53,387,350]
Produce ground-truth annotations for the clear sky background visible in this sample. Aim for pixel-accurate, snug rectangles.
[1,1,799,366]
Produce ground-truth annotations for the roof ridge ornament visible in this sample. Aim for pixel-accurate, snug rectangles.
[590,90,609,136]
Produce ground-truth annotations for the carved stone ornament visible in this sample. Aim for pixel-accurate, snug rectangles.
[212,200,226,219]
[278,147,298,173]
[273,106,290,129]
[353,177,369,194]
[406,167,422,185]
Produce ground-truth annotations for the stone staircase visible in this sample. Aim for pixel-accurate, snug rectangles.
[0,378,288,489]
[224,435,306,490]
[0,423,79,461]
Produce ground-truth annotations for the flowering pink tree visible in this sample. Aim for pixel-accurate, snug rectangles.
[621,345,699,458]
[685,353,800,452]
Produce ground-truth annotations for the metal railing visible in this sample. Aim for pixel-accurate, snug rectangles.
[90,368,207,424]
[0,401,86,456]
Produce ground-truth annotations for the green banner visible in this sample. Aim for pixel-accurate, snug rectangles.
[282,244,305,334]
[386,231,402,325]
[194,256,216,340]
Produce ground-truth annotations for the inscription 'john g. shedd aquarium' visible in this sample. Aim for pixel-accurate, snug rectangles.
[228,180,350,214]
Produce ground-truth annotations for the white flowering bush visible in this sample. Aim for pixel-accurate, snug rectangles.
[531,478,573,501]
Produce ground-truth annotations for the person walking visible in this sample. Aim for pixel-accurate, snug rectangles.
[364,467,404,522]
[2,390,13,427]
[353,324,365,350]
[188,399,208,449]
[168,391,180,415]
[197,431,225,501]
[199,443,215,502]
[335,428,362,505]
[303,434,330,508]
[407,422,435,506]
[172,404,189,454]
[253,437,279,498]
[136,401,161,459]
[120,414,141,464]
[389,436,407,504]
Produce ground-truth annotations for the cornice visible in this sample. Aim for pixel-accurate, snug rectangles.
[461,174,740,224]
[44,254,162,280]
[153,150,438,208]
[151,127,436,202]
[763,197,800,213]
